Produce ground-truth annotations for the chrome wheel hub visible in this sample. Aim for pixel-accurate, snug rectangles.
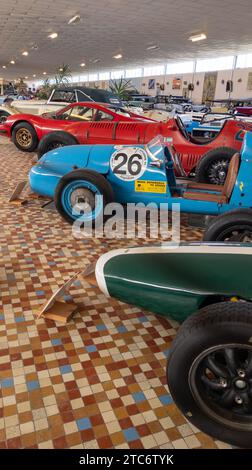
[235,379,247,390]
[208,159,228,184]
[70,188,95,212]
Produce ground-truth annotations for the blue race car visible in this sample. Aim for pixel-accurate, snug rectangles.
[29,132,252,240]
[185,119,221,140]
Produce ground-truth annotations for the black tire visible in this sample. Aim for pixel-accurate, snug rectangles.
[12,122,38,152]
[37,131,78,159]
[0,110,11,123]
[195,147,237,184]
[203,209,252,242]
[167,302,252,448]
[54,169,114,225]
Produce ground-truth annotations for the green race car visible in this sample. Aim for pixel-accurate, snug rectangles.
[92,243,252,448]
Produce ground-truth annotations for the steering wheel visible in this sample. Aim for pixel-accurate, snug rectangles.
[176,115,190,141]
[57,113,69,120]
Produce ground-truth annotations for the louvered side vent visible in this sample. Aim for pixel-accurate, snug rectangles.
[89,122,115,130]
[184,154,200,171]
[115,122,148,143]
[116,123,138,132]
[87,122,115,142]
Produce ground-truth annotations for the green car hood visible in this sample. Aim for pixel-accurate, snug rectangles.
[95,244,252,322]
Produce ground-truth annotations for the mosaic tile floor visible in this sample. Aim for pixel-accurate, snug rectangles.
[0,137,231,449]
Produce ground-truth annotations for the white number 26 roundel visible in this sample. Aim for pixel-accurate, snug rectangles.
[110,147,147,181]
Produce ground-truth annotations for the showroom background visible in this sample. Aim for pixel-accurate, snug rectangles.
[26,55,252,103]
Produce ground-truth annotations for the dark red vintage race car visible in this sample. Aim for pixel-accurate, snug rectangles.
[1,102,252,183]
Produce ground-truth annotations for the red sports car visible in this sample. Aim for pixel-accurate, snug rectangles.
[0,101,152,152]
[1,103,252,183]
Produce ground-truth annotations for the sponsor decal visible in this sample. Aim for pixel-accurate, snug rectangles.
[135,180,167,193]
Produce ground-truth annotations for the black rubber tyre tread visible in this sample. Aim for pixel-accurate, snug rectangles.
[167,302,252,448]
[203,208,252,241]
[37,131,78,159]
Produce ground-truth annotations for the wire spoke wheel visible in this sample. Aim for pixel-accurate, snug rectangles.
[207,159,229,184]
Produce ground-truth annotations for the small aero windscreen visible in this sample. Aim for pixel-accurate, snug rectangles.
[145,135,164,162]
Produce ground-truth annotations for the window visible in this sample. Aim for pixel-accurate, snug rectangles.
[236,54,252,69]
[77,90,93,102]
[88,73,98,82]
[125,68,142,78]
[196,56,234,72]
[99,72,110,81]
[166,61,194,75]
[111,70,125,79]
[51,90,76,103]
[95,110,114,121]
[58,105,96,121]
[79,74,88,82]
[143,65,165,77]
[72,75,80,83]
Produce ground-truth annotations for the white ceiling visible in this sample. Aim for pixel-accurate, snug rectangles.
[1,0,252,80]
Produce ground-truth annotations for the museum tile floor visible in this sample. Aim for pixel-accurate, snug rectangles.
[0,137,231,449]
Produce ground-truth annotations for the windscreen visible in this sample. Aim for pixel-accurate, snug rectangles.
[145,135,164,162]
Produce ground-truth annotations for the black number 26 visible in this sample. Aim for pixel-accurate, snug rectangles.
[113,153,142,176]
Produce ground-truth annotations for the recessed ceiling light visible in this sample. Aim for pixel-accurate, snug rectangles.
[25,76,28,79]
[10,60,15,64]
[43,72,47,75]
[189,33,207,42]
[113,54,122,59]
[68,14,81,25]
[2,65,6,69]
[146,45,159,50]
[33,74,36,77]
[48,32,58,39]
[22,51,29,56]
[80,63,86,67]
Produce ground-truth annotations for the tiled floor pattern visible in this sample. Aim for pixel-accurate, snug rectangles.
[0,138,231,449]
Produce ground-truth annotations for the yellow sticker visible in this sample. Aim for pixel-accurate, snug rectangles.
[239,182,244,192]
[135,180,167,193]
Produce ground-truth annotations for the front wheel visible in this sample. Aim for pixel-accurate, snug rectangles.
[195,147,236,184]
[54,169,114,225]
[167,302,252,448]
[203,209,252,242]
[12,122,38,152]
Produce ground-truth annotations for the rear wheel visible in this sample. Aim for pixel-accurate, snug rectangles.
[54,169,114,225]
[12,122,38,152]
[0,110,11,123]
[37,132,78,159]
[167,302,252,448]
[195,147,236,184]
[203,209,252,242]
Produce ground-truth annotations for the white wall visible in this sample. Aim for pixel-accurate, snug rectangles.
[27,66,252,103]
